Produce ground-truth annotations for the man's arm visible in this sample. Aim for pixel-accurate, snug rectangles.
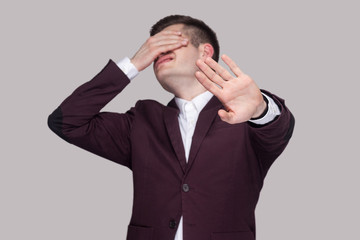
[195,54,295,177]
[48,31,188,167]
[48,60,135,168]
[248,90,295,178]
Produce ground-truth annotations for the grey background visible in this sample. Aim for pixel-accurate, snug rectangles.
[1,0,359,239]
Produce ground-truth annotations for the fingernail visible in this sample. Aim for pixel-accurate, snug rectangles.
[182,39,188,44]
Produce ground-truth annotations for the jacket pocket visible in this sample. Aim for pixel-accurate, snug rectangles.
[126,224,154,240]
[211,231,254,240]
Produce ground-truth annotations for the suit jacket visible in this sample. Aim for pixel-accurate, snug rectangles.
[48,59,295,240]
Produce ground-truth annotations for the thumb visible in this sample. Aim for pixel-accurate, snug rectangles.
[218,109,233,123]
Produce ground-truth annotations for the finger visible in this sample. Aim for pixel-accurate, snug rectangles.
[218,109,235,124]
[221,54,244,77]
[204,57,233,80]
[155,30,183,37]
[196,59,225,87]
[195,71,222,96]
[153,34,186,42]
[149,31,187,49]
[154,38,188,47]
[149,33,187,47]
[154,40,188,56]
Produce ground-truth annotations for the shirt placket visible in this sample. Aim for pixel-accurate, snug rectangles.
[183,102,197,161]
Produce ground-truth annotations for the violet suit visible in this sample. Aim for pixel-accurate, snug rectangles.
[48,60,295,240]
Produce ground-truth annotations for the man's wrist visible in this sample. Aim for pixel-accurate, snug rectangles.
[249,93,281,125]
[116,57,139,80]
[250,95,268,120]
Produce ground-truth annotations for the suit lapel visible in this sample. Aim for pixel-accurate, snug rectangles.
[164,96,223,175]
[186,96,223,174]
[164,99,187,174]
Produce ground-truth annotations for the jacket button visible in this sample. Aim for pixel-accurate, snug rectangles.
[169,219,176,229]
[182,183,189,192]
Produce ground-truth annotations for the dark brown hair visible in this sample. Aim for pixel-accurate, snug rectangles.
[150,15,220,62]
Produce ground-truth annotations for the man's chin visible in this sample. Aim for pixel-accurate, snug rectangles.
[156,82,176,95]
[154,69,172,83]
[155,76,178,95]
[154,64,172,73]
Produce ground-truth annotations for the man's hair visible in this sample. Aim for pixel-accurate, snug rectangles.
[150,15,220,62]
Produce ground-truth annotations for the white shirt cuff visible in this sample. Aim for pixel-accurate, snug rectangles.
[249,93,281,125]
[116,57,139,80]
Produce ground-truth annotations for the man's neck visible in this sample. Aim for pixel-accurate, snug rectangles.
[175,89,207,101]
[160,73,209,100]
[172,80,208,101]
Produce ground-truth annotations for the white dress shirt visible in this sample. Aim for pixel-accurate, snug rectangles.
[116,57,280,239]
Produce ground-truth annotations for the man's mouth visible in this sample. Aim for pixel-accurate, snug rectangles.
[155,54,174,69]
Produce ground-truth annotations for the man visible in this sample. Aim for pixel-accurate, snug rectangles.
[48,15,295,240]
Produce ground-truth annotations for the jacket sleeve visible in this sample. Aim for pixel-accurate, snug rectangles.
[47,59,135,169]
[248,90,295,179]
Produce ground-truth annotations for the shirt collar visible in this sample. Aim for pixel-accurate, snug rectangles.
[175,91,214,115]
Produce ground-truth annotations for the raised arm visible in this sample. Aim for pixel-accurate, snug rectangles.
[48,31,189,168]
[195,54,295,177]
[47,60,135,168]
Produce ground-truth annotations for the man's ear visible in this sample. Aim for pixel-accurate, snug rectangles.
[199,43,214,60]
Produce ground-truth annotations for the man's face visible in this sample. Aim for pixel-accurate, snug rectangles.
[153,24,203,93]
